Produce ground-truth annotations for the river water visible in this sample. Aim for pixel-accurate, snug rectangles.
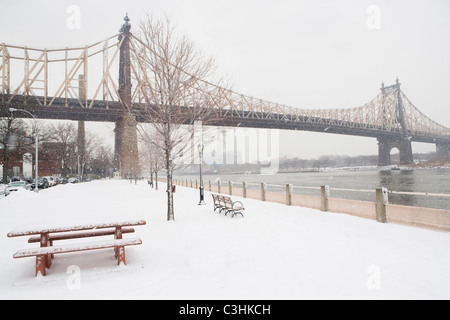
[178,168,450,210]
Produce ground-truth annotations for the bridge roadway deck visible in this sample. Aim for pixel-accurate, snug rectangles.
[1,94,449,145]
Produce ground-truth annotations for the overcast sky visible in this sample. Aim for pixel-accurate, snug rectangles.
[1,0,449,158]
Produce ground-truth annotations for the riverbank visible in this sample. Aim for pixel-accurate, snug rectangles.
[1,179,450,299]
[177,167,450,210]
[404,159,450,169]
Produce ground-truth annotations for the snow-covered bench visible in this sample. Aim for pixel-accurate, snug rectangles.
[211,193,222,212]
[7,217,146,276]
[211,193,245,218]
[14,238,142,276]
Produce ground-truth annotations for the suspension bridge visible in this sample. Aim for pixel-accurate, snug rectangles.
[1,16,450,177]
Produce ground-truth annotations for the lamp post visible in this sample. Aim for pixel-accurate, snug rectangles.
[197,144,205,205]
[77,155,81,182]
[9,108,39,193]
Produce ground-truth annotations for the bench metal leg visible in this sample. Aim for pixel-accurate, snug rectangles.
[117,246,126,266]
[40,232,52,269]
[114,227,123,259]
[36,255,46,276]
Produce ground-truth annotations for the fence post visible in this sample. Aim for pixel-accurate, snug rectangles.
[286,184,293,206]
[376,188,388,223]
[243,182,247,198]
[195,179,198,189]
[208,180,211,191]
[229,181,232,195]
[218,180,221,194]
[261,183,266,201]
[321,185,330,212]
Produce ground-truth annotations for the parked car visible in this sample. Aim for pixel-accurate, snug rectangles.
[45,176,56,187]
[23,177,34,184]
[56,177,68,185]
[31,177,49,190]
[5,181,31,195]
[68,177,79,184]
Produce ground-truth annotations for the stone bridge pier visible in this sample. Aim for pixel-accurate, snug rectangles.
[114,113,139,178]
[114,15,139,178]
[377,137,414,166]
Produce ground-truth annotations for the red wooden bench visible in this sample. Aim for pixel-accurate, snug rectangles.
[7,217,146,276]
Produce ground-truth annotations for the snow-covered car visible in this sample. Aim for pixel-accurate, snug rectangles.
[68,177,79,184]
[0,184,7,196]
[31,177,49,190]
[44,176,56,187]
[5,181,31,195]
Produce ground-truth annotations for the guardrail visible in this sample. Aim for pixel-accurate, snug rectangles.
[174,177,450,232]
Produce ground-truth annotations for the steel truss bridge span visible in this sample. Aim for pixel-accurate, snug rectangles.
[1,17,450,171]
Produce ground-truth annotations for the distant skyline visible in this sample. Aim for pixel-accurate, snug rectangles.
[1,0,449,158]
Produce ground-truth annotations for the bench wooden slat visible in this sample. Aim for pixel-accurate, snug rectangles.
[7,217,146,237]
[27,228,135,243]
[14,238,143,258]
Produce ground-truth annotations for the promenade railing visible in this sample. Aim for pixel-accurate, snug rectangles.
[174,177,450,231]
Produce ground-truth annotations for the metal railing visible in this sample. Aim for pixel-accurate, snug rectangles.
[174,177,450,210]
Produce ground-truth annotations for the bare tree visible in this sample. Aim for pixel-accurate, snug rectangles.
[47,122,77,177]
[78,131,103,181]
[139,129,164,190]
[89,145,114,178]
[0,115,37,183]
[133,14,221,220]
[49,125,103,180]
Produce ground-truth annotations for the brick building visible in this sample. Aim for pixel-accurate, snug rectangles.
[0,142,63,181]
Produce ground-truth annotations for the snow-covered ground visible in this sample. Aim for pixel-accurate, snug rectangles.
[1,179,449,300]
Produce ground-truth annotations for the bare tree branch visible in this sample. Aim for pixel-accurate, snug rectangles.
[133,14,224,220]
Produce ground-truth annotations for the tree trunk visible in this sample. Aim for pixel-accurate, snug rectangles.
[1,120,12,184]
[150,170,154,188]
[166,168,174,221]
[1,151,9,184]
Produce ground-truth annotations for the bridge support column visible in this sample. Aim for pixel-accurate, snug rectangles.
[114,113,139,178]
[77,74,86,180]
[114,15,139,179]
[377,137,413,166]
[436,143,450,160]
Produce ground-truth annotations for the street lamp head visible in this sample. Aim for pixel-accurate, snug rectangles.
[9,108,18,112]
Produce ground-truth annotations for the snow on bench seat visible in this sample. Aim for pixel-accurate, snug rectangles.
[27,228,136,243]
[7,217,146,237]
[13,238,143,258]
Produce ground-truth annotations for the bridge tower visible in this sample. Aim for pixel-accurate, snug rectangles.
[377,79,414,166]
[114,14,139,178]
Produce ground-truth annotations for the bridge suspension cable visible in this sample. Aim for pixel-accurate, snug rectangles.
[1,33,450,142]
